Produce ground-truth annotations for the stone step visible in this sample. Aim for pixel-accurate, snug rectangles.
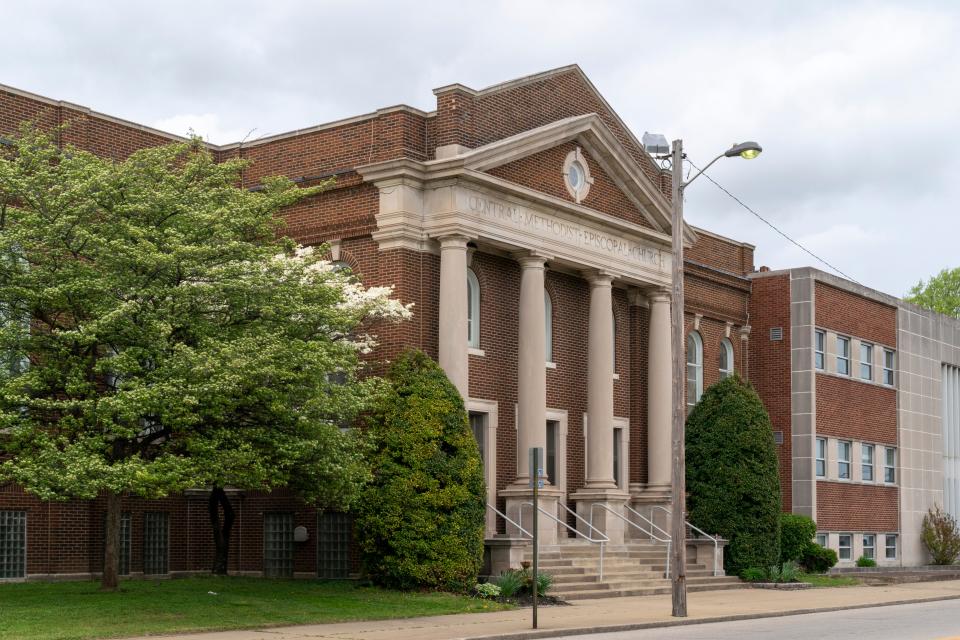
[556,578,746,601]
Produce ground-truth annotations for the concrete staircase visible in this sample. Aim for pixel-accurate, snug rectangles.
[525,541,744,600]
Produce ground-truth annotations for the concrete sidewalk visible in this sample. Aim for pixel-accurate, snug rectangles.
[130,580,960,640]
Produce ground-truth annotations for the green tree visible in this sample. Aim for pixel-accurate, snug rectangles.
[356,350,486,591]
[685,375,782,575]
[906,267,960,318]
[779,513,816,565]
[0,125,410,589]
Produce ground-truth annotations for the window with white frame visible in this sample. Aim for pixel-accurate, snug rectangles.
[544,289,553,363]
[885,534,898,559]
[686,332,703,413]
[862,443,875,482]
[467,269,480,348]
[838,440,852,479]
[838,533,852,560]
[719,338,734,379]
[837,336,851,375]
[815,330,825,370]
[815,532,828,548]
[816,437,826,478]
[862,533,876,560]
[883,349,895,385]
[860,342,873,380]
[884,447,896,483]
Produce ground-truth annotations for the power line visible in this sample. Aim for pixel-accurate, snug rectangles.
[686,157,862,285]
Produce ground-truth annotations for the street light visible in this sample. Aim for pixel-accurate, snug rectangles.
[657,137,761,618]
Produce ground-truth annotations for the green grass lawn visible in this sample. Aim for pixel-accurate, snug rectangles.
[0,577,511,640]
[798,573,862,587]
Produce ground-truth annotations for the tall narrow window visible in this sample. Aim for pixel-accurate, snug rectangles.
[884,447,896,483]
[143,512,169,575]
[544,289,553,363]
[103,512,131,576]
[860,342,873,380]
[469,412,486,463]
[686,332,703,413]
[0,511,26,579]
[883,349,895,385]
[263,513,294,578]
[837,336,851,375]
[317,511,352,579]
[545,420,558,485]
[815,330,825,370]
[862,444,874,481]
[838,533,852,560]
[862,534,876,560]
[816,437,826,478]
[467,269,480,348]
[838,441,852,479]
[613,427,623,488]
[885,534,898,559]
[815,532,828,548]
[719,338,734,379]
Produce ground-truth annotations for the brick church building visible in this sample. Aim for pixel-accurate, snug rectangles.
[1,65,958,581]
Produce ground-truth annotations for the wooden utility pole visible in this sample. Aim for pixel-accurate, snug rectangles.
[669,139,688,617]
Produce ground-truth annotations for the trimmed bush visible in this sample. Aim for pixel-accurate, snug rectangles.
[856,556,877,568]
[686,375,782,575]
[780,514,817,564]
[922,505,960,565]
[355,350,486,591]
[801,543,838,573]
[740,567,767,582]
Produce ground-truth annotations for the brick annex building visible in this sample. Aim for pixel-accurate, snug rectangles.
[1,65,959,581]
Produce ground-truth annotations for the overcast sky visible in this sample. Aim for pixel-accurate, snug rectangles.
[5,1,957,297]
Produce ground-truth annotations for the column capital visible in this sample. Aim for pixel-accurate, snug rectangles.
[513,251,550,269]
[647,287,671,304]
[739,324,752,341]
[437,234,471,249]
[582,269,615,287]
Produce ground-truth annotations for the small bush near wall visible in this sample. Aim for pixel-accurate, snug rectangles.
[686,375,782,575]
[780,514,817,565]
[922,505,960,565]
[355,350,486,591]
[801,544,838,573]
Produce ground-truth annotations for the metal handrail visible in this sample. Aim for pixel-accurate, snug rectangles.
[486,502,532,538]
[653,505,722,576]
[520,502,608,581]
[619,503,673,578]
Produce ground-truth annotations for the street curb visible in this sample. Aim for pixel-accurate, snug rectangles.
[466,594,960,640]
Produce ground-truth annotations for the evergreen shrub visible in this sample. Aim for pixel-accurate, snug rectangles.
[801,543,838,573]
[685,375,782,575]
[355,350,486,591]
[780,513,817,564]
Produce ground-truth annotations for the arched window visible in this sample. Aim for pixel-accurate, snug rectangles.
[331,260,351,273]
[719,338,734,379]
[467,268,480,348]
[686,332,703,412]
[544,289,553,363]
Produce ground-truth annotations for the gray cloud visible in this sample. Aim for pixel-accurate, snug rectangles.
[2,0,956,296]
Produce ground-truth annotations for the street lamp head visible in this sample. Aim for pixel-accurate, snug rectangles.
[724,141,762,160]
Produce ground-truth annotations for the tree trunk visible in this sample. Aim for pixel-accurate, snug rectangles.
[209,486,235,575]
[101,490,121,591]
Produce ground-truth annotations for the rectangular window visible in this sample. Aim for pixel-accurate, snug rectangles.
[613,427,622,489]
[815,533,828,548]
[837,336,851,375]
[545,420,558,486]
[469,412,486,463]
[816,437,826,478]
[884,447,896,483]
[102,512,131,576]
[862,444,874,482]
[0,510,26,579]
[143,512,169,575]
[263,513,294,578]
[883,349,895,385]
[815,330,825,370]
[863,533,876,560]
[860,342,873,380]
[317,511,351,579]
[886,534,898,559]
[838,533,852,560]
[838,441,851,479]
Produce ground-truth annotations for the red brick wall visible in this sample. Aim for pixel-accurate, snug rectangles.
[687,233,754,276]
[815,282,897,346]
[816,375,897,444]
[816,482,898,531]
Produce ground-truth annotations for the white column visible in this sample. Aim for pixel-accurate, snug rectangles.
[585,272,617,489]
[647,288,672,492]
[515,253,548,485]
[438,235,469,399]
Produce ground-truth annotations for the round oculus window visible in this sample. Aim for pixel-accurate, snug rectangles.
[567,161,584,191]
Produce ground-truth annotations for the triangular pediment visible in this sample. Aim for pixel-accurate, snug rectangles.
[429,114,696,245]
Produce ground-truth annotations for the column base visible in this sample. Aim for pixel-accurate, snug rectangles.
[498,483,564,545]
[484,536,531,577]
[628,485,673,541]
[569,487,630,544]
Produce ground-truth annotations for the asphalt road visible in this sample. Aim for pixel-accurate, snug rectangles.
[552,599,960,640]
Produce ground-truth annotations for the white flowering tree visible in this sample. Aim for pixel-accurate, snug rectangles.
[0,126,410,589]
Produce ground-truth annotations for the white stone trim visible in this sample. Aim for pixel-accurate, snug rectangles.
[468,398,499,537]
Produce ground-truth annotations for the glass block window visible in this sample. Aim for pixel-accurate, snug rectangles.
[103,512,131,576]
[317,511,351,579]
[0,511,26,579]
[143,512,169,575]
[263,513,294,578]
